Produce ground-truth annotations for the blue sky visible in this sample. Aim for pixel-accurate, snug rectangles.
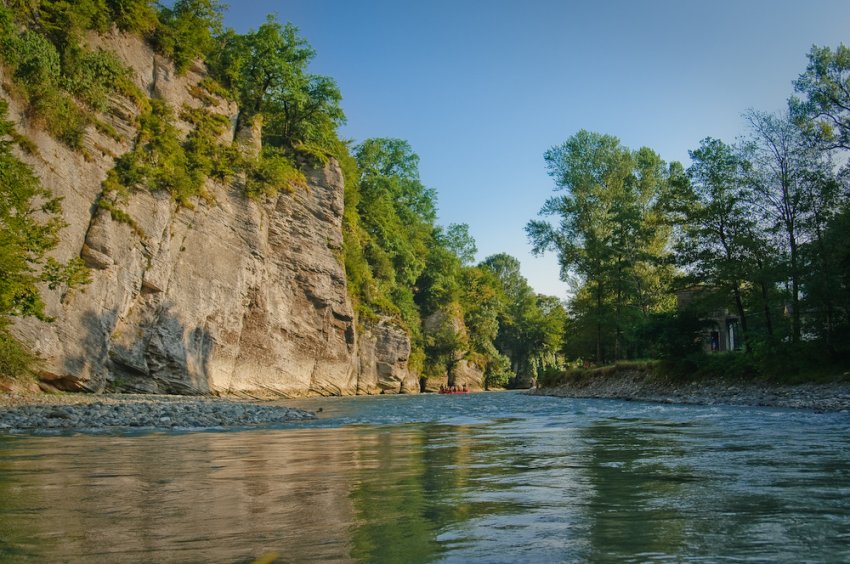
[223,1,850,299]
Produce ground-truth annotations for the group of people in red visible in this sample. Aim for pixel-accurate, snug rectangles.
[438,383,470,394]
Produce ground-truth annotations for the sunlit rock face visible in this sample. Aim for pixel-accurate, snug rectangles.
[7,31,414,397]
[451,360,484,392]
[357,321,418,394]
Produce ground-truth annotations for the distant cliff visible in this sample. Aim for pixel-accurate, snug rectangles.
[7,30,417,396]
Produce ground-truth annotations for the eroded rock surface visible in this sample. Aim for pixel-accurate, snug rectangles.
[7,32,414,397]
[358,321,418,394]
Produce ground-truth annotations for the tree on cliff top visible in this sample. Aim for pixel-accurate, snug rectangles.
[154,0,225,72]
[209,15,345,151]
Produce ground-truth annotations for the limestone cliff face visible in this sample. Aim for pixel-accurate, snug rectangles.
[357,321,418,394]
[7,30,415,396]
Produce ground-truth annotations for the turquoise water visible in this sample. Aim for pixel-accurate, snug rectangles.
[1,392,849,562]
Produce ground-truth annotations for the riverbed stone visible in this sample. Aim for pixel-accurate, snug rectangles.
[0,394,315,432]
[531,369,850,412]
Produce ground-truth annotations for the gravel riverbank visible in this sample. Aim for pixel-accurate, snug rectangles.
[0,393,315,433]
[529,370,850,412]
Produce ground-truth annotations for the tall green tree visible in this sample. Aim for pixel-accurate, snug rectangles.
[792,43,850,355]
[743,109,836,343]
[792,43,850,151]
[479,253,564,382]
[527,130,674,361]
[442,223,477,266]
[672,137,760,350]
[210,16,344,149]
[352,138,437,328]
[154,0,224,73]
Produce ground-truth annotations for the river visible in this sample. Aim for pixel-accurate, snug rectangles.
[1,392,849,562]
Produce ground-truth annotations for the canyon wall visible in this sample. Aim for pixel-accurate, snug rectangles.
[7,29,416,396]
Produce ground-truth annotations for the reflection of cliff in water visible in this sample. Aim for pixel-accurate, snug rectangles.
[0,430,360,561]
[0,424,526,562]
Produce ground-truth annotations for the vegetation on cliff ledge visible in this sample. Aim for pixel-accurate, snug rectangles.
[0,1,566,388]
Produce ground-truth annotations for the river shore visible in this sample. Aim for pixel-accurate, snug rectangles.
[0,392,315,432]
[529,369,850,412]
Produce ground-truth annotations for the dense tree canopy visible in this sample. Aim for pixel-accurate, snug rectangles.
[528,43,850,377]
[209,15,345,150]
[793,44,850,151]
[527,131,675,362]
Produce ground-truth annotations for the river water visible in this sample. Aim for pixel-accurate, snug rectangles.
[1,392,849,562]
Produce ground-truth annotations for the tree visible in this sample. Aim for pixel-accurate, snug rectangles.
[743,109,835,343]
[479,253,560,384]
[527,130,675,362]
[210,16,345,149]
[442,223,477,266]
[349,138,437,333]
[106,0,158,33]
[792,44,850,151]
[791,43,850,355]
[672,137,759,350]
[155,0,224,73]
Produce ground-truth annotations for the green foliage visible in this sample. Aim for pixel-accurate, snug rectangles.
[484,353,512,389]
[351,138,436,323]
[421,305,466,379]
[0,5,146,149]
[527,44,850,383]
[527,130,676,362]
[5,29,61,88]
[0,103,63,322]
[208,15,345,151]
[479,253,567,385]
[441,223,477,266]
[106,0,158,34]
[793,44,850,151]
[244,147,306,199]
[537,360,657,388]
[62,46,140,112]
[0,323,37,379]
[153,0,224,73]
[631,311,707,360]
[0,100,89,377]
[112,99,200,205]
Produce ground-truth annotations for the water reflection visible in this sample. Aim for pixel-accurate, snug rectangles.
[580,421,690,560]
[1,394,850,562]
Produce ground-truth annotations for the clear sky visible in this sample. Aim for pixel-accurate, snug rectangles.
[222,0,850,299]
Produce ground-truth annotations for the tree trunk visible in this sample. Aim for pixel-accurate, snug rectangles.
[596,278,603,363]
[789,233,801,344]
[732,283,750,352]
[760,281,774,338]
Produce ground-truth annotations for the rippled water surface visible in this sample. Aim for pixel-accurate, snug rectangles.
[1,392,850,562]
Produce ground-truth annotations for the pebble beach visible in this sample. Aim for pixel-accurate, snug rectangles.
[0,393,315,433]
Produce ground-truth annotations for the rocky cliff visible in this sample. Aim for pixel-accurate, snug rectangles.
[7,30,416,397]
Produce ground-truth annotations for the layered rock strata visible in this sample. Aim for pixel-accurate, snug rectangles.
[7,30,414,397]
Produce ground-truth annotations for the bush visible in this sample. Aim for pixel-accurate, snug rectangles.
[63,47,139,112]
[244,148,306,199]
[0,325,36,380]
[485,353,513,389]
